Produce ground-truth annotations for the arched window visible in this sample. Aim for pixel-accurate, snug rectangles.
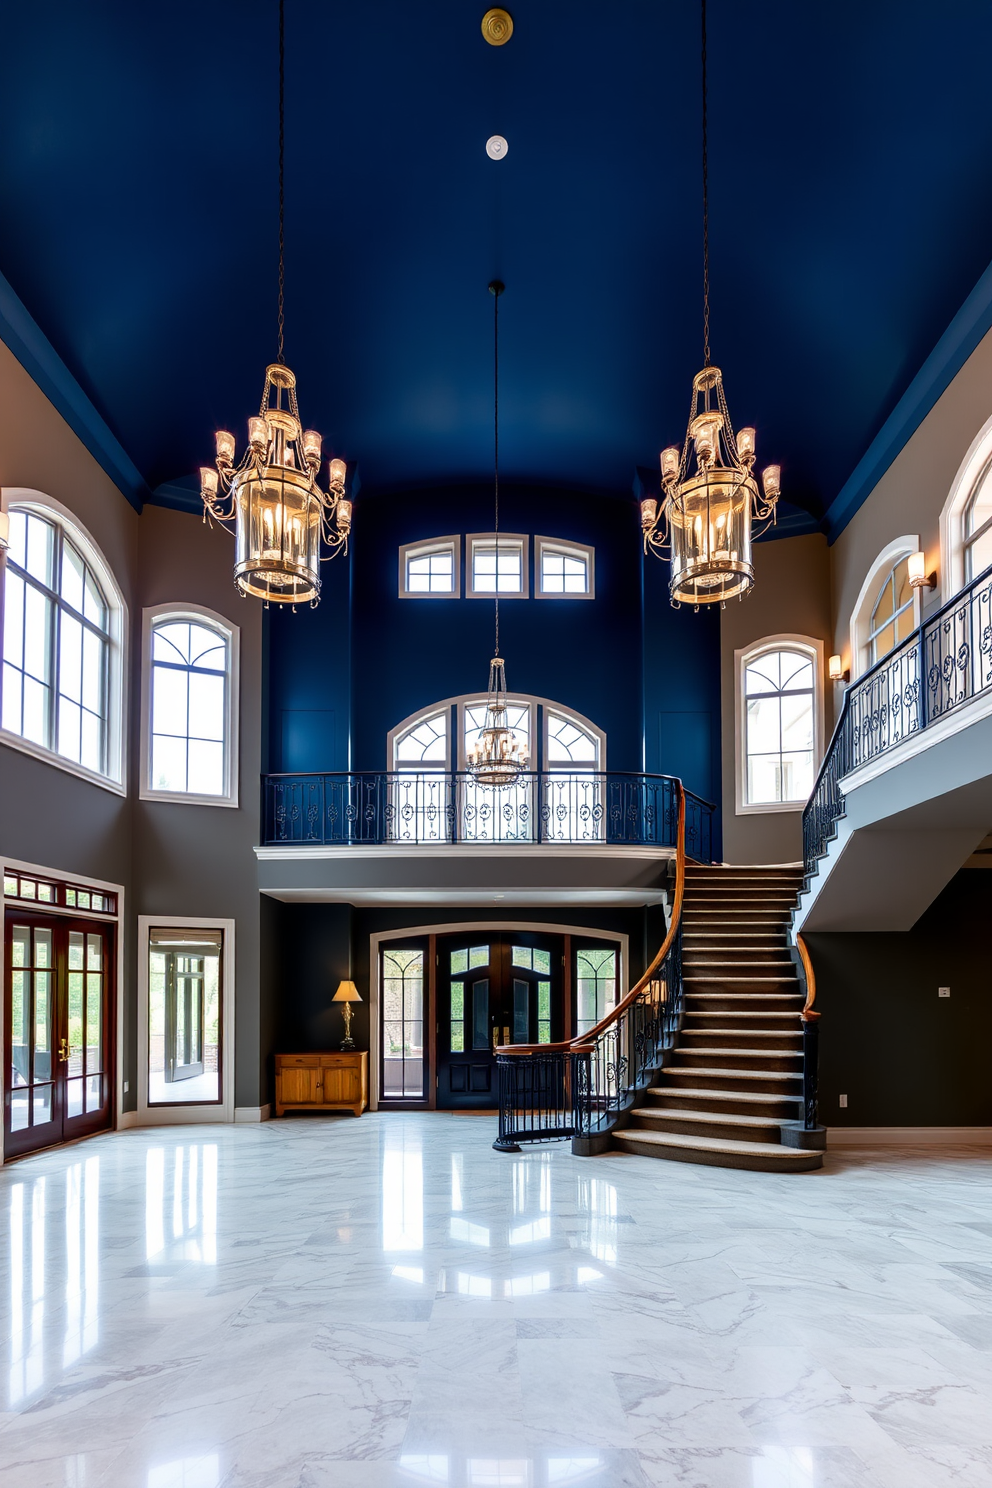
[388,694,605,841]
[736,638,821,812]
[1,495,125,788]
[962,466,992,582]
[847,535,921,680]
[941,414,992,594]
[866,554,915,666]
[142,606,239,805]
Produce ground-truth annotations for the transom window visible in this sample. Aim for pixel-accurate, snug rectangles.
[399,537,459,597]
[743,647,816,807]
[867,556,915,665]
[145,610,237,803]
[964,470,992,582]
[536,537,595,598]
[467,534,528,597]
[2,506,119,781]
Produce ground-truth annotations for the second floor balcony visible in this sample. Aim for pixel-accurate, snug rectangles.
[257,772,716,907]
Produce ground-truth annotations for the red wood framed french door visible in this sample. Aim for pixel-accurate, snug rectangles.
[4,911,115,1159]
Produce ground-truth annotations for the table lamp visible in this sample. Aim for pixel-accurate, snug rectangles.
[332,980,362,1051]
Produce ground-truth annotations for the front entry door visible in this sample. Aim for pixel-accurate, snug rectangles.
[435,931,563,1110]
[4,912,114,1159]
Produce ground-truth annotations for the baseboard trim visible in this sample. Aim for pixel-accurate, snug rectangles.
[234,1104,272,1123]
[828,1126,992,1146]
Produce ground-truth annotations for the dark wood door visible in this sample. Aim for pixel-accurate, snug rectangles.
[435,931,564,1109]
[4,911,114,1158]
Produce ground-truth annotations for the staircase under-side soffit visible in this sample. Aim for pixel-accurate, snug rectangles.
[613,865,823,1173]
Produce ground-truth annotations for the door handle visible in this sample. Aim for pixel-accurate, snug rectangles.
[59,1038,70,1063]
[492,1027,500,1054]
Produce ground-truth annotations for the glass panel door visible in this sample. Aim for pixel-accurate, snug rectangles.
[4,912,114,1158]
[147,931,222,1105]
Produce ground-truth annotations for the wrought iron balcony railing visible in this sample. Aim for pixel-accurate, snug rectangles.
[262,769,715,858]
[804,562,992,877]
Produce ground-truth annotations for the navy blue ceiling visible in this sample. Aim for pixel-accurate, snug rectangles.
[4,1,992,526]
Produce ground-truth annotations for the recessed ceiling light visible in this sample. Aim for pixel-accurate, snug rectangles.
[486,135,508,160]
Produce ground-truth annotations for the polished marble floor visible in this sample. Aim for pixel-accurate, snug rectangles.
[1,1116,991,1488]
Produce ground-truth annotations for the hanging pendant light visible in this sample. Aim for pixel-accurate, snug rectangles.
[641,0,780,605]
[199,0,351,606]
[467,281,529,789]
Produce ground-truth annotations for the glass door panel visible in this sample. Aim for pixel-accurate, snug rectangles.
[147,930,222,1105]
[4,912,113,1158]
[380,945,426,1100]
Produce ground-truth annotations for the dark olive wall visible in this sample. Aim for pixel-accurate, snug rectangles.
[259,898,665,1104]
[807,869,992,1127]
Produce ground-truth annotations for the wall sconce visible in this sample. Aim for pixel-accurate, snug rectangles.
[828,654,850,683]
[908,550,936,590]
[332,980,362,1051]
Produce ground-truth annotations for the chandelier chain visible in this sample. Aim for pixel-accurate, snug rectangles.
[493,281,500,658]
[701,0,710,368]
[277,0,286,365]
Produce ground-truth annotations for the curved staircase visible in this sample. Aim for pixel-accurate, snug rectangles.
[613,864,824,1173]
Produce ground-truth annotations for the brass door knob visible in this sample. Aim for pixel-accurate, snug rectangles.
[59,1038,70,1062]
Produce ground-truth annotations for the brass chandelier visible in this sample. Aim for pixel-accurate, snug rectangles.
[641,0,780,605]
[199,0,351,606]
[467,281,529,789]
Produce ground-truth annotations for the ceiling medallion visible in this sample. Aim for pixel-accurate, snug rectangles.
[481,8,513,45]
[199,0,351,607]
[486,134,509,160]
[640,0,779,606]
[467,281,529,790]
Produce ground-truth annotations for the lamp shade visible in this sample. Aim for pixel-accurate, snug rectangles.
[332,980,362,1004]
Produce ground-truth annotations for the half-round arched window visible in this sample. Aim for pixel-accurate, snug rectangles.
[1,493,126,789]
[387,694,605,841]
[141,605,239,805]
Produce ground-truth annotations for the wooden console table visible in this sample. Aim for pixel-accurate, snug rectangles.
[275,1052,368,1117]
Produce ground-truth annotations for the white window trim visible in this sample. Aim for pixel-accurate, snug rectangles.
[534,535,596,599]
[466,533,530,598]
[848,535,921,680]
[0,487,127,796]
[941,413,992,596]
[398,535,461,599]
[734,634,824,816]
[135,915,235,1125]
[140,603,240,807]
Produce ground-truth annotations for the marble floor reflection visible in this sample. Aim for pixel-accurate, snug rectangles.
[1,1117,991,1487]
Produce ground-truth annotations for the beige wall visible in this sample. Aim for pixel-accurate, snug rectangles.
[830,323,992,670]
[720,533,832,865]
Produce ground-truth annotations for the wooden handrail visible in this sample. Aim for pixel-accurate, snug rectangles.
[797,933,819,1023]
[498,783,686,1055]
